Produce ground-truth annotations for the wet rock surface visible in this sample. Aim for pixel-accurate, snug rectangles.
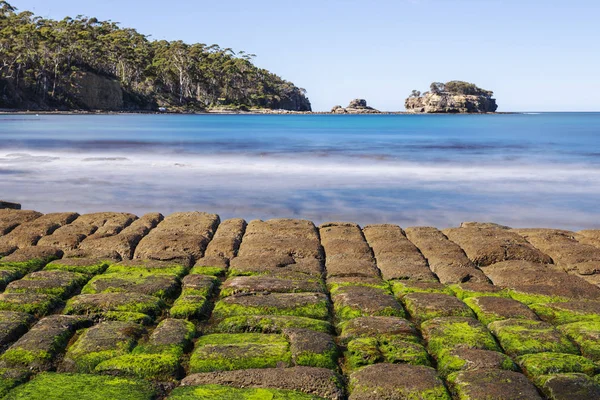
[0,211,599,398]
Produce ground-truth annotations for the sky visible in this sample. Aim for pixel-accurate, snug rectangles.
[10,0,600,112]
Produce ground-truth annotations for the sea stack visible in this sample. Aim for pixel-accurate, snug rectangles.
[331,99,380,114]
[405,81,498,113]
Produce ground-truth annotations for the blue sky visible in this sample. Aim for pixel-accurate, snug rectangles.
[11,0,600,111]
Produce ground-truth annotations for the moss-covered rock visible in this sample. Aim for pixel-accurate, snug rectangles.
[464,296,539,325]
[436,347,516,377]
[212,293,330,321]
[447,369,542,400]
[530,301,600,325]
[421,317,500,359]
[508,288,570,305]
[0,315,89,371]
[0,368,30,398]
[391,280,452,297]
[189,265,227,277]
[97,311,153,325]
[221,274,323,297]
[107,260,188,277]
[189,333,292,373]
[2,372,155,400]
[536,373,600,400]
[64,293,166,318]
[44,259,110,277]
[0,293,60,317]
[345,336,430,371]
[488,319,579,357]
[215,315,333,334]
[81,272,180,299]
[448,282,509,300]
[348,363,451,400]
[558,321,600,361]
[0,311,34,346]
[167,384,327,399]
[94,319,195,380]
[516,352,598,378]
[61,321,142,373]
[284,328,338,370]
[402,293,474,325]
[338,316,418,344]
[169,295,210,320]
[5,270,88,298]
[332,285,405,321]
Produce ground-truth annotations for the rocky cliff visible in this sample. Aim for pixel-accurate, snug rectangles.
[405,81,498,113]
[331,99,380,114]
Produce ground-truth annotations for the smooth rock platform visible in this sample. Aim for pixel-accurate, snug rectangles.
[0,209,599,399]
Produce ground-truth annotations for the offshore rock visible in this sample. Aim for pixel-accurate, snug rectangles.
[405,81,498,113]
[331,99,380,114]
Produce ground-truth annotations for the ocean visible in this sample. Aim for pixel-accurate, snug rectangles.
[1,113,599,230]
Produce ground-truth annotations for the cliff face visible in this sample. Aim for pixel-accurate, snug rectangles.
[405,93,498,113]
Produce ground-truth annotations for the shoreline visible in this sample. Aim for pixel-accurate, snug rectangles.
[0,109,520,116]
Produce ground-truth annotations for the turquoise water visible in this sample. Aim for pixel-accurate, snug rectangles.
[1,113,599,229]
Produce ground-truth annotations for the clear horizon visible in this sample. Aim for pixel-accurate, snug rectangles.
[10,0,600,112]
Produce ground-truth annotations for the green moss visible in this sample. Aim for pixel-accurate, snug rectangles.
[2,372,155,400]
[81,272,179,299]
[6,272,88,298]
[189,333,292,372]
[489,319,579,357]
[295,348,338,370]
[212,299,330,321]
[95,352,180,380]
[436,348,516,377]
[463,297,533,326]
[64,294,165,317]
[449,285,510,300]
[215,315,333,334]
[421,319,500,358]
[346,337,382,370]
[508,290,569,305]
[0,348,52,367]
[99,311,153,325]
[106,263,188,278]
[0,270,24,290]
[516,352,598,377]
[0,259,54,275]
[0,294,60,317]
[334,304,405,322]
[190,265,227,277]
[558,321,600,361]
[345,336,430,371]
[169,295,210,319]
[530,303,600,325]
[44,260,109,277]
[65,331,137,373]
[391,281,452,297]
[167,385,327,400]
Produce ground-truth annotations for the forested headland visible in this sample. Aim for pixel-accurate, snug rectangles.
[0,1,311,111]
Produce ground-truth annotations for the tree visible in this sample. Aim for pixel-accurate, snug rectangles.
[410,90,421,98]
[430,82,445,94]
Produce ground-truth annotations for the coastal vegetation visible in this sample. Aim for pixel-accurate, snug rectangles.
[0,1,311,111]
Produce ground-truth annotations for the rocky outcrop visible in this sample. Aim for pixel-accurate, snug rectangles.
[405,81,498,113]
[331,99,380,114]
[69,72,124,110]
